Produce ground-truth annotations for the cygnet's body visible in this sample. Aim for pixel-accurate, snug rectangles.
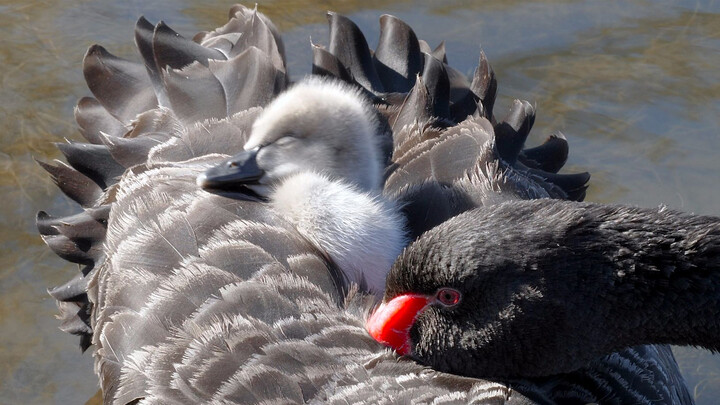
[272,172,405,293]
[200,77,407,296]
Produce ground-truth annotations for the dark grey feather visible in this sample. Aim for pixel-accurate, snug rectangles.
[520,167,590,201]
[373,14,422,93]
[431,41,447,64]
[470,50,498,120]
[519,132,569,173]
[56,141,125,189]
[312,42,353,83]
[135,16,170,107]
[420,53,451,121]
[74,97,127,143]
[327,12,384,94]
[163,61,228,124]
[99,131,171,167]
[391,75,435,133]
[48,272,89,302]
[221,4,287,68]
[207,47,286,116]
[494,99,535,164]
[58,302,92,335]
[40,233,96,265]
[35,159,103,207]
[151,21,225,71]
[83,45,158,123]
[215,9,285,70]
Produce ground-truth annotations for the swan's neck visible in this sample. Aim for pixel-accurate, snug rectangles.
[591,209,720,352]
[489,201,720,377]
[270,172,407,297]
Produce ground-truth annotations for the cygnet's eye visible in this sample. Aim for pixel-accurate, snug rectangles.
[436,288,461,307]
[275,136,296,147]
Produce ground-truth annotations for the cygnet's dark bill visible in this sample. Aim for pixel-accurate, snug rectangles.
[197,147,266,198]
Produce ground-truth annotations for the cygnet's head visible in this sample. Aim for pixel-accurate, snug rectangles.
[198,77,383,195]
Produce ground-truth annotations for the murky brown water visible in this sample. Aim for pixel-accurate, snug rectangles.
[1,0,718,403]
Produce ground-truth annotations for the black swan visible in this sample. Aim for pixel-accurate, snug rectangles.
[36,4,701,404]
[369,199,720,379]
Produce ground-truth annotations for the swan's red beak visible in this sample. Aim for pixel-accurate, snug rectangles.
[366,294,432,356]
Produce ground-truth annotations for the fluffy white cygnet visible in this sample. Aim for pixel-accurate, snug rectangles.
[208,77,408,296]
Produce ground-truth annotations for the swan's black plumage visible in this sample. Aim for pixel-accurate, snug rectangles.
[36,4,694,404]
[381,199,720,379]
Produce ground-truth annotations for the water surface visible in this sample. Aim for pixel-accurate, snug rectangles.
[1,0,718,403]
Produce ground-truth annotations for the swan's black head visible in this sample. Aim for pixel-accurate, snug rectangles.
[368,198,720,379]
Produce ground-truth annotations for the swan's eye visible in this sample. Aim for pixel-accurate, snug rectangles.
[436,288,461,307]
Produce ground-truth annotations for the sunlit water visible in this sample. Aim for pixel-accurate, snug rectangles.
[1,0,718,403]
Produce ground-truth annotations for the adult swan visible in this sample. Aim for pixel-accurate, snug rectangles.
[37,4,709,404]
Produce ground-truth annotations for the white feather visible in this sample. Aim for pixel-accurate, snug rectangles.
[271,172,407,296]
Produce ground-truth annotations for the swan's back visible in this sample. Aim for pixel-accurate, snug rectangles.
[37,5,692,404]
